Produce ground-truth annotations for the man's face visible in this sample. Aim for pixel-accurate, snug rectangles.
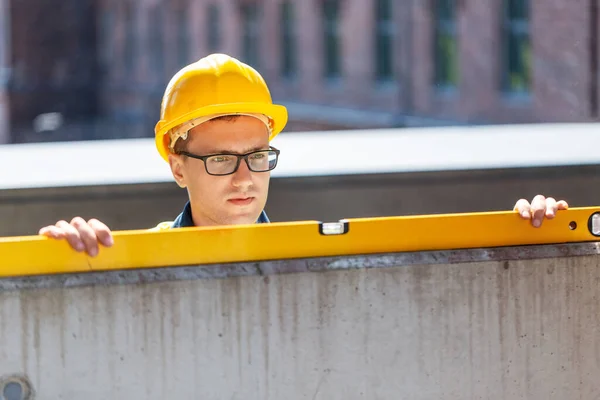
[168,115,272,226]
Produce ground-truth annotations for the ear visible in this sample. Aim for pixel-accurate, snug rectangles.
[168,153,187,188]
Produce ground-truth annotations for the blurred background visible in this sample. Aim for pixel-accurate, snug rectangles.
[0,0,599,236]
[3,0,599,142]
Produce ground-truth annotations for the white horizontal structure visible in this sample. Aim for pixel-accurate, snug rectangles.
[0,122,599,190]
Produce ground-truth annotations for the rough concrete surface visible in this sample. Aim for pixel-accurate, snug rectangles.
[1,249,600,399]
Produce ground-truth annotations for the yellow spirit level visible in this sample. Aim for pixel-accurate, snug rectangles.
[1,207,599,278]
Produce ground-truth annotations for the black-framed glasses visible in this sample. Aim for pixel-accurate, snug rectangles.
[177,146,281,176]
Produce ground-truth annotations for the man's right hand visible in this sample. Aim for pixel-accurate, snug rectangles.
[38,217,113,257]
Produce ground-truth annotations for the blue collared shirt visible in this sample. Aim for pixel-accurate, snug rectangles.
[171,201,270,228]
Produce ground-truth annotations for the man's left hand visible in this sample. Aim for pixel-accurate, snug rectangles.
[513,195,569,228]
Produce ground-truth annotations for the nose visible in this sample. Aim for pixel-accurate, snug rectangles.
[231,158,253,190]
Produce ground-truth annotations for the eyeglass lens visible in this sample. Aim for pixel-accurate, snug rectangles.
[206,150,278,175]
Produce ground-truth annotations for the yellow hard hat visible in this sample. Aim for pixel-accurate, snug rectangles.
[154,53,288,162]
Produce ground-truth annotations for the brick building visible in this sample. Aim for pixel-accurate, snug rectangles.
[411,0,599,124]
[1,0,599,143]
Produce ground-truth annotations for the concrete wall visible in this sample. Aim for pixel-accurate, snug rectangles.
[1,164,599,237]
[0,242,599,399]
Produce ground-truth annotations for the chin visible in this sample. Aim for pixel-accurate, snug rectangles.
[224,200,264,225]
[226,210,261,226]
[227,217,259,226]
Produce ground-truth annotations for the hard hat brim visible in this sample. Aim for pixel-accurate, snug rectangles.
[155,102,288,162]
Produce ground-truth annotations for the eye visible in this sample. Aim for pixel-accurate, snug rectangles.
[211,156,231,163]
[249,152,265,160]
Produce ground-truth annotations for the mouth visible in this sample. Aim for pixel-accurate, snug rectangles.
[227,196,255,206]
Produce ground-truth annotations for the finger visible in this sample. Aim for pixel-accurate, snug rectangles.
[38,225,67,239]
[530,195,547,227]
[56,220,85,252]
[557,200,569,210]
[545,197,558,219]
[514,199,532,219]
[88,219,114,247]
[71,217,100,257]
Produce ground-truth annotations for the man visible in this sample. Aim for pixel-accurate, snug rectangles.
[38,53,568,257]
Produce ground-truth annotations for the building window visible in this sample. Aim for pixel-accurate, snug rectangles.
[433,0,458,89]
[99,8,115,72]
[502,0,530,93]
[148,4,165,81]
[280,1,296,79]
[323,0,341,79]
[207,4,220,53]
[0,0,10,86]
[123,3,136,77]
[374,0,394,82]
[176,7,190,67]
[240,4,261,69]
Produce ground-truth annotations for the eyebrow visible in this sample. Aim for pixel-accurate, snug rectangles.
[206,145,269,155]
